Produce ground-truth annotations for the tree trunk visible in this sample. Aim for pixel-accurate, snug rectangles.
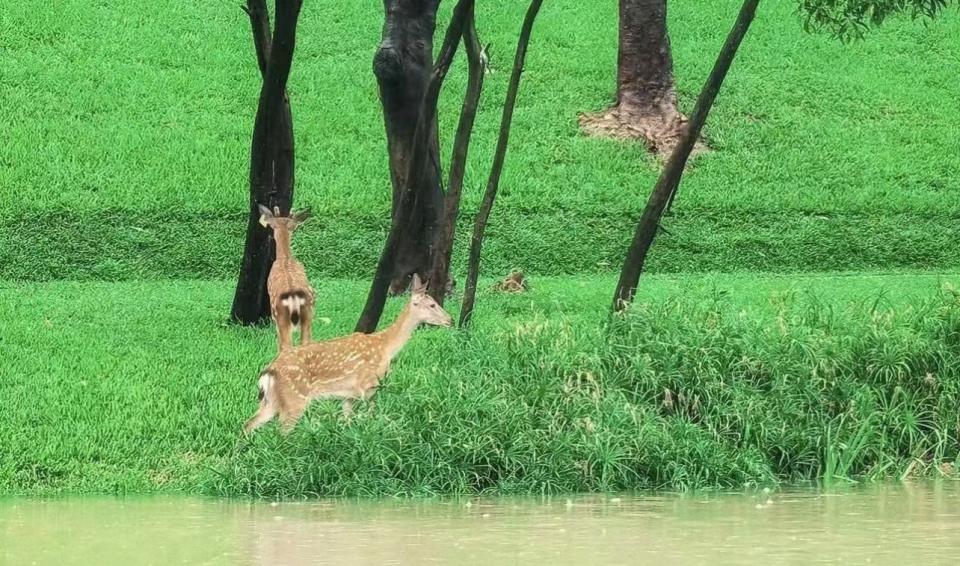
[579,0,688,154]
[231,0,302,325]
[426,11,484,305]
[613,0,760,312]
[373,0,446,295]
[356,0,475,333]
[616,0,680,124]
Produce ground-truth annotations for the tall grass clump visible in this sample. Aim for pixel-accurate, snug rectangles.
[208,284,960,498]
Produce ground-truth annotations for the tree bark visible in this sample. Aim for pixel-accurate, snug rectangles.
[613,0,760,312]
[459,0,544,328]
[579,0,688,154]
[373,0,446,295]
[356,0,475,333]
[616,0,680,122]
[425,10,484,305]
[231,0,302,325]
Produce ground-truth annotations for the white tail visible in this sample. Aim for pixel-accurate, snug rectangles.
[280,291,307,328]
[257,371,273,401]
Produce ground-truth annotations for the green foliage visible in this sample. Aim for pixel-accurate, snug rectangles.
[799,0,956,40]
[2,274,957,497]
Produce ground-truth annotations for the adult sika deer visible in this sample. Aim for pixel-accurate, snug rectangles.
[259,205,315,351]
[244,275,452,434]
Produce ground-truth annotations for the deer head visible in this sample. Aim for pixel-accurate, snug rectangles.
[258,204,311,233]
[408,274,453,327]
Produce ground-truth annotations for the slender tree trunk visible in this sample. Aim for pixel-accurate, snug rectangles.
[459,0,544,328]
[580,0,688,154]
[231,0,301,325]
[426,11,485,305]
[613,0,760,312]
[356,0,475,333]
[374,0,446,295]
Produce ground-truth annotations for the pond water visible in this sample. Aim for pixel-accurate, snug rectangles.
[2,482,958,565]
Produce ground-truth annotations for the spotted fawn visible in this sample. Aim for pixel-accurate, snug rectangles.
[244,275,453,433]
[259,205,315,351]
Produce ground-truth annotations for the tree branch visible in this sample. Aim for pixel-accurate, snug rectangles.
[459,0,545,327]
[243,0,272,79]
[426,7,485,303]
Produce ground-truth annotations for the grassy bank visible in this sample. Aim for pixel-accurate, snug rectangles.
[2,273,958,497]
[2,1,959,279]
[4,209,960,282]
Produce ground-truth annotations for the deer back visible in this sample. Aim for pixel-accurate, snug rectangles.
[267,258,314,302]
[270,332,389,396]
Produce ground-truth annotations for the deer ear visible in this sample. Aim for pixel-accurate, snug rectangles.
[257,204,272,227]
[292,208,312,224]
[411,274,426,294]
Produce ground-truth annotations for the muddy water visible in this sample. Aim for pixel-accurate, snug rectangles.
[1,482,958,565]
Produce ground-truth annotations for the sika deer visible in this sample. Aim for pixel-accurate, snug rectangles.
[243,275,452,434]
[259,205,315,351]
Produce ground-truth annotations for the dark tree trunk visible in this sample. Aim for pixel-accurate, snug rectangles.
[459,0,544,327]
[613,0,760,312]
[231,0,302,325]
[426,11,484,305]
[356,0,475,333]
[580,0,687,154]
[616,0,679,122]
[373,0,446,295]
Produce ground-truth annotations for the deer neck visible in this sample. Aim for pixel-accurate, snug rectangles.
[273,226,293,260]
[380,303,420,361]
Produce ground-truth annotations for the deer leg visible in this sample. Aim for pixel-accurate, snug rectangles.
[300,306,313,346]
[276,319,293,352]
[341,399,354,421]
[243,402,277,434]
[361,386,378,415]
[270,308,284,351]
[278,402,307,435]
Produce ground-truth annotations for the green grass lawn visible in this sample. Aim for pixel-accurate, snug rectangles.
[2,273,958,496]
[3,1,959,497]
[1,1,958,279]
